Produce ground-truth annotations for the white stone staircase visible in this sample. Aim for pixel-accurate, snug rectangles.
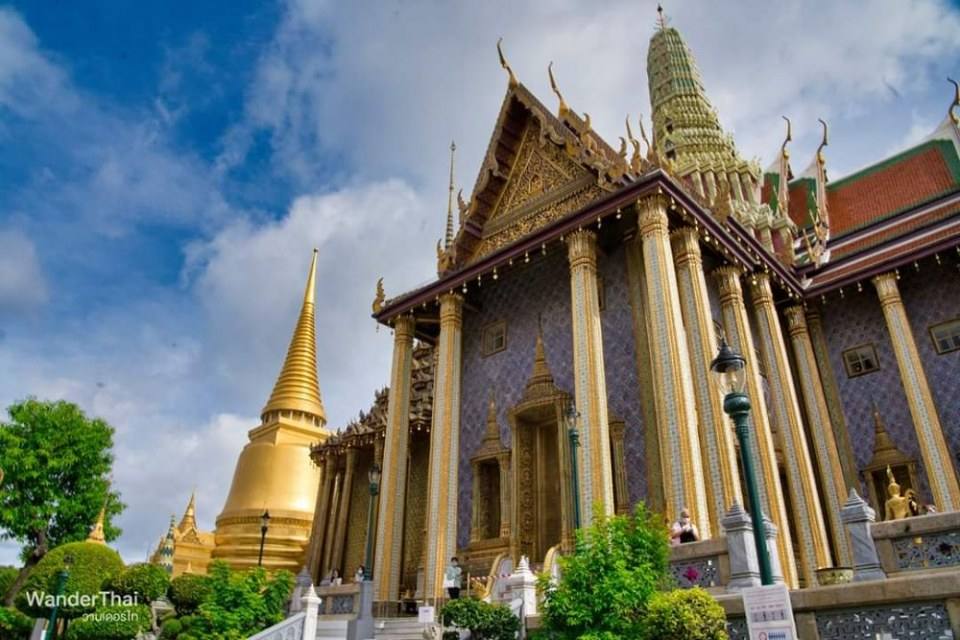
[372,617,430,640]
[315,618,349,640]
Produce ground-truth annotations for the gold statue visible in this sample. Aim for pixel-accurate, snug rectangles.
[949,78,960,126]
[548,61,570,118]
[884,465,912,520]
[372,277,385,314]
[470,575,493,601]
[496,38,518,89]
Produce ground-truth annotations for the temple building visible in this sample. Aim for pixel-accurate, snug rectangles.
[305,8,960,605]
[149,493,216,576]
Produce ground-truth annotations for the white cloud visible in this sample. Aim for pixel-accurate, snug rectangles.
[0,229,47,315]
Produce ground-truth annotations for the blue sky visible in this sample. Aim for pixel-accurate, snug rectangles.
[1,0,959,565]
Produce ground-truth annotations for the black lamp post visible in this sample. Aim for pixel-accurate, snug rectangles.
[363,463,381,581]
[711,337,774,585]
[564,400,582,531]
[45,554,72,640]
[257,510,271,568]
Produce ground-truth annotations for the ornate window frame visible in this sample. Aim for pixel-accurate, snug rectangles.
[929,318,960,355]
[842,343,880,378]
[481,320,507,357]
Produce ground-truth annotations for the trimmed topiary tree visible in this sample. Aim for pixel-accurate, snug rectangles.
[441,597,519,640]
[15,541,124,619]
[537,503,670,640]
[640,588,728,640]
[167,573,212,615]
[109,562,170,603]
[63,603,152,640]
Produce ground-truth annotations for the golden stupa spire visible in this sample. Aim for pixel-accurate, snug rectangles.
[178,490,197,532]
[262,249,326,423]
[86,504,107,545]
[445,141,456,250]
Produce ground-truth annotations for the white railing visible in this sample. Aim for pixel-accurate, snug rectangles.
[247,585,321,640]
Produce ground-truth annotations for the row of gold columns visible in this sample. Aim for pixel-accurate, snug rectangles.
[636,195,710,536]
[566,230,616,520]
[423,294,464,601]
[784,306,852,567]
[714,265,798,587]
[374,316,416,602]
[750,274,831,585]
[305,454,334,582]
[671,226,742,536]
[873,273,960,511]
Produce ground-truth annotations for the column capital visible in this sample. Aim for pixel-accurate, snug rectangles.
[748,271,774,307]
[565,229,598,270]
[670,226,702,267]
[392,315,416,339]
[637,193,670,237]
[872,272,901,306]
[609,419,626,443]
[344,446,358,465]
[439,292,463,324]
[783,305,809,337]
[713,264,745,304]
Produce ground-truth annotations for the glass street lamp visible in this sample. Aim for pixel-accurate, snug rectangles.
[711,337,773,585]
[564,400,582,531]
[258,510,271,567]
[363,463,382,581]
[45,554,73,640]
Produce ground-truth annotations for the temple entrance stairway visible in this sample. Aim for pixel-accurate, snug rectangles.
[372,617,429,640]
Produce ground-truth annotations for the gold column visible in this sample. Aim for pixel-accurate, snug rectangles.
[566,229,615,520]
[671,226,742,536]
[714,265,797,587]
[624,236,664,514]
[331,447,358,573]
[306,455,334,581]
[784,305,852,567]
[609,419,629,515]
[873,273,960,510]
[806,309,860,491]
[498,452,511,539]
[750,274,831,585]
[423,293,464,601]
[470,468,482,542]
[321,466,342,576]
[636,195,709,535]
[373,316,416,601]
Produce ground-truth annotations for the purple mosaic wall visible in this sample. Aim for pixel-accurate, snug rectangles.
[456,243,647,549]
[899,265,960,478]
[819,282,930,500]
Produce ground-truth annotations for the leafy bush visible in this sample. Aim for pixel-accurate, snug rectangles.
[0,606,33,640]
[168,573,212,615]
[441,597,519,640]
[640,588,728,640]
[160,617,183,638]
[64,603,152,640]
[537,503,670,640]
[16,541,124,618]
[0,566,19,599]
[109,562,170,602]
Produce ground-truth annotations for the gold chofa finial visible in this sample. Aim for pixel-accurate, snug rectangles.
[949,78,960,126]
[372,277,385,314]
[617,136,628,160]
[781,116,792,159]
[548,62,570,118]
[497,38,518,89]
[626,115,642,172]
[816,118,829,163]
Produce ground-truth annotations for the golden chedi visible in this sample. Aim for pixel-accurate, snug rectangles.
[213,250,331,571]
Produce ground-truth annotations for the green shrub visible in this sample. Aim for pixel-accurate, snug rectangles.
[537,503,670,640]
[109,562,170,602]
[0,606,33,640]
[441,597,519,640]
[15,542,124,619]
[188,561,293,638]
[160,617,183,638]
[168,573,212,615]
[640,588,728,640]
[64,603,152,640]
[0,566,20,598]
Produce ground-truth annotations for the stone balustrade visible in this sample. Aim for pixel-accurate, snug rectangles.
[669,537,729,592]
[316,583,361,618]
[871,510,960,575]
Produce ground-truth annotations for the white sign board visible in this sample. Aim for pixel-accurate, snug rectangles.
[417,605,435,624]
[741,584,798,640]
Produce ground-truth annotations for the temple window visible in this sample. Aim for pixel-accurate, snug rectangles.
[929,318,960,355]
[482,321,507,357]
[842,344,880,377]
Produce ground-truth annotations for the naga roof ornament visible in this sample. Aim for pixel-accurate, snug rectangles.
[497,38,519,89]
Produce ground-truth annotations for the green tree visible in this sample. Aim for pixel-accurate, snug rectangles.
[108,562,171,603]
[0,399,124,605]
[640,588,728,640]
[441,598,519,640]
[537,504,670,640]
[167,573,212,616]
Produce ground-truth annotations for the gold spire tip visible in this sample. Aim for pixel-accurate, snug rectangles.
[497,38,518,88]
